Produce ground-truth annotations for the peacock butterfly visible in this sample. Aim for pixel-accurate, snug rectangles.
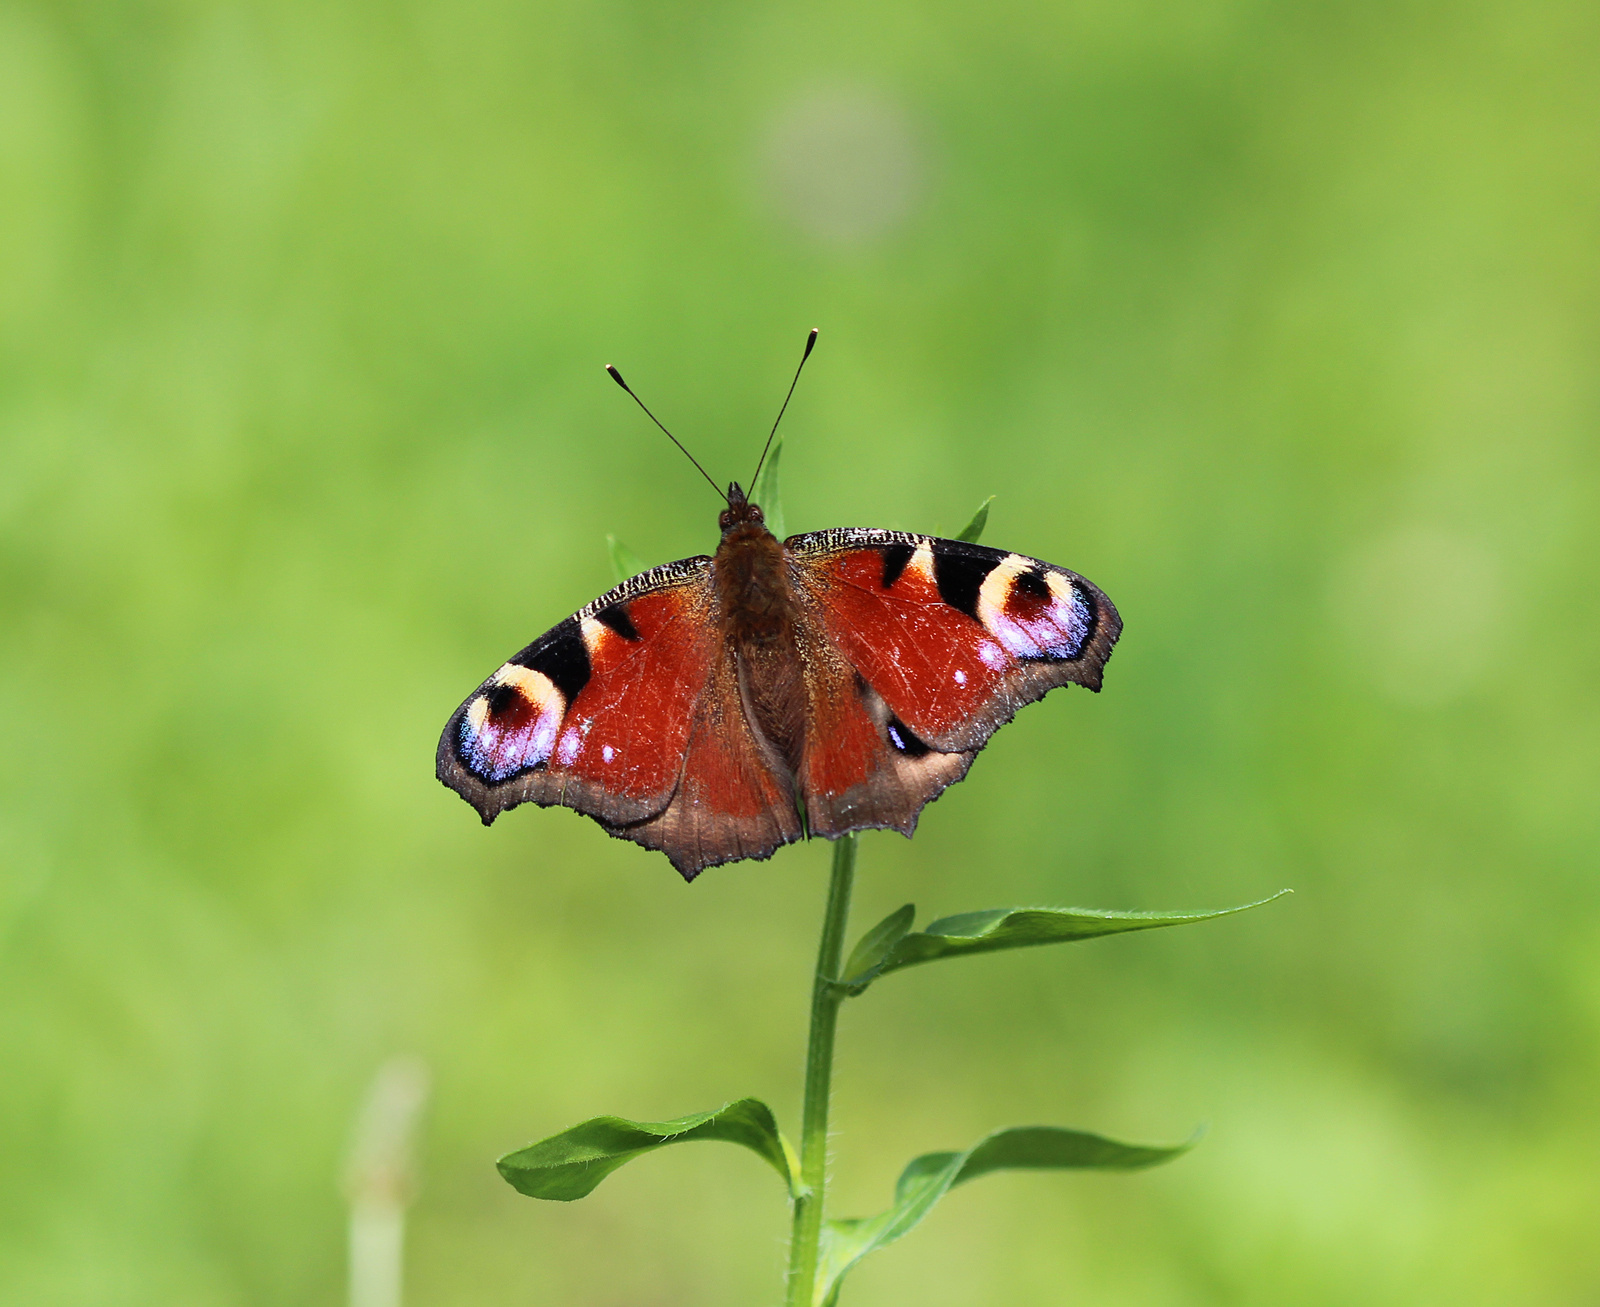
[437,333,1121,879]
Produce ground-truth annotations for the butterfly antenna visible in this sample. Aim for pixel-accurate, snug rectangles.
[750,328,818,490]
[605,364,728,505]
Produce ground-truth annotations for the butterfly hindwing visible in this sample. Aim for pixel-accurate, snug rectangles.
[611,645,803,875]
[792,649,975,841]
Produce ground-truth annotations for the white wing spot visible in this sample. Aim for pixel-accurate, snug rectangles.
[556,727,582,766]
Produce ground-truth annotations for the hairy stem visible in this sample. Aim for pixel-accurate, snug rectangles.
[785,834,857,1307]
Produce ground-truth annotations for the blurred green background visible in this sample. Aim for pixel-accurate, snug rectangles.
[3,0,1598,1303]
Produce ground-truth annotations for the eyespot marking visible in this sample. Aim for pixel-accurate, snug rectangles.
[457,664,564,782]
[1007,566,1051,612]
[886,714,933,758]
[485,681,524,720]
[976,556,1091,661]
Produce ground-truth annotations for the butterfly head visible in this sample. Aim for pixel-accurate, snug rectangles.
[719,482,766,535]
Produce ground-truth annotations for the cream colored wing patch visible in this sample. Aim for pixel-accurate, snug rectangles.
[458,663,566,782]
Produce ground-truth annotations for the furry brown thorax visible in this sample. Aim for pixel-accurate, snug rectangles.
[713,483,808,772]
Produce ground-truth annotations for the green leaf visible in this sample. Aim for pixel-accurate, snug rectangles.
[954,496,993,543]
[751,433,785,541]
[497,1098,798,1202]
[840,904,915,990]
[606,534,647,585]
[817,1125,1191,1305]
[846,892,1289,994]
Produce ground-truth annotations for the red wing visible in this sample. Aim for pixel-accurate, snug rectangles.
[437,556,803,879]
[438,558,717,829]
[609,649,803,878]
[793,640,975,840]
[787,529,1120,835]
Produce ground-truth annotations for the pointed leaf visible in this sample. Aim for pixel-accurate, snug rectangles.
[606,534,647,585]
[847,892,1288,992]
[840,904,915,991]
[954,496,993,543]
[751,434,785,541]
[497,1098,797,1202]
[817,1125,1191,1304]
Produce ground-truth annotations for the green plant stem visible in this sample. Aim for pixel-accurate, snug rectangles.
[785,833,857,1307]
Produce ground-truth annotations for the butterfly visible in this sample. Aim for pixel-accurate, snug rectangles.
[437,334,1121,880]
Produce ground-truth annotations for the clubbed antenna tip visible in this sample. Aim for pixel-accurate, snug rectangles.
[751,328,820,491]
[603,361,726,504]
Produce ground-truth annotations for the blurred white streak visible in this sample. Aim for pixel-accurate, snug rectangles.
[760,85,925,246]
[344,1056,431,1307]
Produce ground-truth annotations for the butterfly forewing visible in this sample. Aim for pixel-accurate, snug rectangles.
[438,557,719,830]
[790,530,1118,740]
[615,650,804,875]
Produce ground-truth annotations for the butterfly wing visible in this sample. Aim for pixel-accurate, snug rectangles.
[437,557,802,879]
[606,644,803,876]
[786,528,1121,839]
